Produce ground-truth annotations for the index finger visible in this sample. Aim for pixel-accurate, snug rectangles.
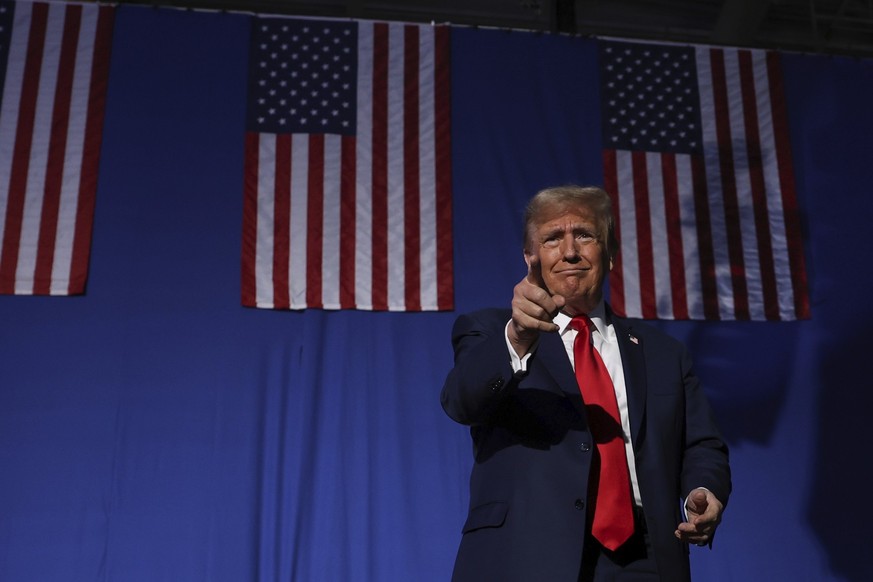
[526,257,548,292]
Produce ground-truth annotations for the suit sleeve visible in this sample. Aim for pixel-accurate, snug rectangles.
[440,310,519,426]
[680,344,732,508]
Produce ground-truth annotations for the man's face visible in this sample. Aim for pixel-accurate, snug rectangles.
[524,203,612,315]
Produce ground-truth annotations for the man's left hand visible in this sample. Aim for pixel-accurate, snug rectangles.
[674,488,724,547]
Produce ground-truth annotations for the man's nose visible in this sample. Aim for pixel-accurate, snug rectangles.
[560,236,581,260]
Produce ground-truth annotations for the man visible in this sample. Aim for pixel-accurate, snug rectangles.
[441,185,730,581]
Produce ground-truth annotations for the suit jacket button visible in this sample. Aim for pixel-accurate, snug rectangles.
[488,376,505,391]
[579,442,590,452]
[574,499,585,510]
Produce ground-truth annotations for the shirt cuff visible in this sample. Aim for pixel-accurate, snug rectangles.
[505,320,536,373]
[682,487,712,520]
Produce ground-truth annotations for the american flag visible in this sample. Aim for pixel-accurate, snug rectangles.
[601,40,809,321]
[241,17,452,311]
[0,1,113,296]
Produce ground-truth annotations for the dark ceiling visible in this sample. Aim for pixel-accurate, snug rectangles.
[107,0,873,58]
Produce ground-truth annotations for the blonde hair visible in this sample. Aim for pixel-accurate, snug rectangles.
[523,185,618,258]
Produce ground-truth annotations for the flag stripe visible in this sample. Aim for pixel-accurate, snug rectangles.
[0,1,45,294]
[660,153,689,319]
[709,48,750,319]
[403,25,421,312]
[339,135,356,309]
[696,48,734,320]
[417,26,436,310]
[631,151,657,319]
[723,49,763,319]
[603,149,625,317]
[288,134,308,307]
[738,49,780,320]
[256,134,276,307]
[355,25,374,309]
[320,137,337,308]
[689,153,720,319]
[321,134,342,308]
[695,49,736,320]
[433,25,452,311]
[0,0,21,283]
[17,2,59,293]
[674,155,702,319]
[752,53,794,319]
[615,150,640,317]
[0,1,111,296]
[766,51,810,319]
[306,134,324,309]
[272,134,291,309]
[33,5,79,294]
[645,151,673,318]
[370,22,388,310]
[241,132,259,306]
[66,4,111,295]
[385,24,405,310]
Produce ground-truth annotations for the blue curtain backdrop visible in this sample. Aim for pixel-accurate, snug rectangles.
[1,4,872,581]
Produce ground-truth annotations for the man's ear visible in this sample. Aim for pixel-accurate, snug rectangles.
[524,241,541,268]
[604,247,615,271]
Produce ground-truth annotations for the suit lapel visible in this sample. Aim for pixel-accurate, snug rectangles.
[611,315,647,448]
[528,331,593,422]
[534,331,578,397]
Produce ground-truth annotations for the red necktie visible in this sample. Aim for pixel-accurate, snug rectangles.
[570,315,634,551]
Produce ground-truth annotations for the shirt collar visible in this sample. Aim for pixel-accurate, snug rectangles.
[555,301,608,337]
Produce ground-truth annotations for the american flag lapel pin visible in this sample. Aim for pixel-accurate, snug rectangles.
[629,334,639,345]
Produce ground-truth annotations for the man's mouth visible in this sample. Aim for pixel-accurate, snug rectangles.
[556,267,587,275]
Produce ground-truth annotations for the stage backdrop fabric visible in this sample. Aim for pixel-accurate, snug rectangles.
[2,3,873,581]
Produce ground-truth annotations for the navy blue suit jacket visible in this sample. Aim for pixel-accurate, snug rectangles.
[441,307,731,581]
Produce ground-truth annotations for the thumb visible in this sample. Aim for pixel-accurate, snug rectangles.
[686,489,709,514]
[526,255,546,290]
